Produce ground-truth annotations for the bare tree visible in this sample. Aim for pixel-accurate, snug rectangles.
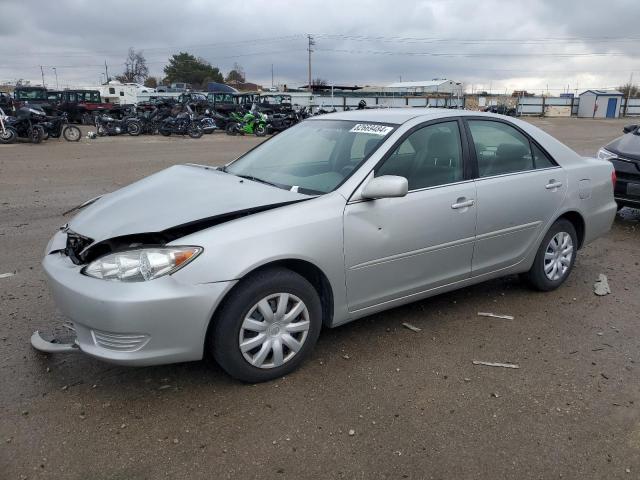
[619,82,640,98]
[225,62,246,84]
[115,48,149,84]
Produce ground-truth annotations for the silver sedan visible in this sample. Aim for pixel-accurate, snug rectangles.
[34,108,617,382]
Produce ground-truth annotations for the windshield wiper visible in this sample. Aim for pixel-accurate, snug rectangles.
[235,174,283,189]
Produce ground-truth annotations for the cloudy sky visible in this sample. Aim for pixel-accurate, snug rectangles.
[1,0,638,94]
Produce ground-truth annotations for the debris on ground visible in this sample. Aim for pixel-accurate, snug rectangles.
[477,312,514,320]
[402,322,422,332]
[593,274,611,296]
[472,360,520,369]
[348,429,355,436]
[0,272,15,279]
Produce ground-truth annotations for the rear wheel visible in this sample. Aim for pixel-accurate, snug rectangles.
[127,121,141,136]
[30,126,44,144]
[226,122,239,136]
[159,127,171,137]
[211,268,322,383]
[62,125,81,142]
[522,219,577,291]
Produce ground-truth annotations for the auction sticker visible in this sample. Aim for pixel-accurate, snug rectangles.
[349,124,393,136]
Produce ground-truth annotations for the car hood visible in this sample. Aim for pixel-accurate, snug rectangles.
[68,164,309,242]
[606,133,640,161]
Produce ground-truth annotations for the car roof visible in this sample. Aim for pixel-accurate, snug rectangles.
[309,107,508,125]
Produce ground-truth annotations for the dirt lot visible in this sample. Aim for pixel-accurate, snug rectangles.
[1,117,639,480]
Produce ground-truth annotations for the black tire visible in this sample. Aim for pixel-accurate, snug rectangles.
[159,128,171,137]
[210,267,322,383]
[226,123,238,136]
[62,125,81,142]
[30,126,44,144]
[188,124,203,139]
[127,121,141,136]
[521,219,577,292]
[255,124,267,137]
[0,126,17,144]
[616,201,624,211]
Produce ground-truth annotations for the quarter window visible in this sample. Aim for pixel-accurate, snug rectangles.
[467,120,554,177]
[376,121,463,190]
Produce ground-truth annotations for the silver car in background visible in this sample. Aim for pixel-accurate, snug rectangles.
[34,109,617,382]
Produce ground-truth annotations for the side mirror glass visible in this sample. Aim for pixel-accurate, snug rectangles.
[361,175,408,200]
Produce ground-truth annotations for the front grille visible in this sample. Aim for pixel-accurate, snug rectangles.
[64,230,93,265]
[91,330,150,352]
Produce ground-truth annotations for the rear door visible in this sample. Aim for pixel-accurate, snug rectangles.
[465,118,567,275]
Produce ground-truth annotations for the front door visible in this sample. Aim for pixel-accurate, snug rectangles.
[343,120,477,312]
[606,98,617,118]
[465,119,567,275]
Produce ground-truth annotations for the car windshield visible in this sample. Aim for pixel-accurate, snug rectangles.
[225,120,395,194]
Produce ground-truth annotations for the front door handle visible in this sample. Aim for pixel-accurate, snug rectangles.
[451,198,475,209]
[545,180,563,190]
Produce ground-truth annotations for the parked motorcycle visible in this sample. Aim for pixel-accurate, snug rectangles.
[158,109,203,138]
[226,108,267,137]
[41,112,82,142]
[0,108,17,144]
[95,114,141,136]
[0,106,46,144]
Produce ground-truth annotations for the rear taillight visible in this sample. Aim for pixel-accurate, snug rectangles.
[611,170,617,188]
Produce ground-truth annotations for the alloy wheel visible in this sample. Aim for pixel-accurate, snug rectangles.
[239,293,310,369]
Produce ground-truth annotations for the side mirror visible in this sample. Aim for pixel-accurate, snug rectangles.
[361,175,408,200]
[623,124,638,134]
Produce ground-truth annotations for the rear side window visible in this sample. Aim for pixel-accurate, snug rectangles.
[531,143,555,169]
[468,120,536,177]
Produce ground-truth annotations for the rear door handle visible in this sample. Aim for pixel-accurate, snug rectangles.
[451,199,475,209]
[545,181,563,190]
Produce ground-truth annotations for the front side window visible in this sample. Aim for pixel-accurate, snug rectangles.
[376,121,464,190]
[226,120,394,194]
[468,120,554,177]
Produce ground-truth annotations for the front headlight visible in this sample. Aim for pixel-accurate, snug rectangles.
[597,148,616,161]
[82,246,202,282]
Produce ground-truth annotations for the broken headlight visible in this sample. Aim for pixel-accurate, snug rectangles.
[82,247,202,282]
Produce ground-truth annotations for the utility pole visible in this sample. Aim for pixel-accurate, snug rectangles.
[271,64,274,88]
[52,67,59,89]
[40,66,45,87]
[307,34,315,93]
[104,60,109,83]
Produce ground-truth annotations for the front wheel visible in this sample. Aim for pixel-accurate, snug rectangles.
[211,268,322,383]
[255,124,267,137]
[62,125,81,142]
[0,126,17,144]
[521,219,577,291]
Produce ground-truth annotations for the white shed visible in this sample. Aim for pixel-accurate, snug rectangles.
[577,90,624,118]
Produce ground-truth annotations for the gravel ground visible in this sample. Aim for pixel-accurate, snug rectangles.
[0,117,639,480]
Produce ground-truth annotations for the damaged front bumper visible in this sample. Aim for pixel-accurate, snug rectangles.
[31,330,79,353]
[38,238,236,366]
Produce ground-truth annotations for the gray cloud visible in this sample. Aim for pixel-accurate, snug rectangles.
[1,0,638,94]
